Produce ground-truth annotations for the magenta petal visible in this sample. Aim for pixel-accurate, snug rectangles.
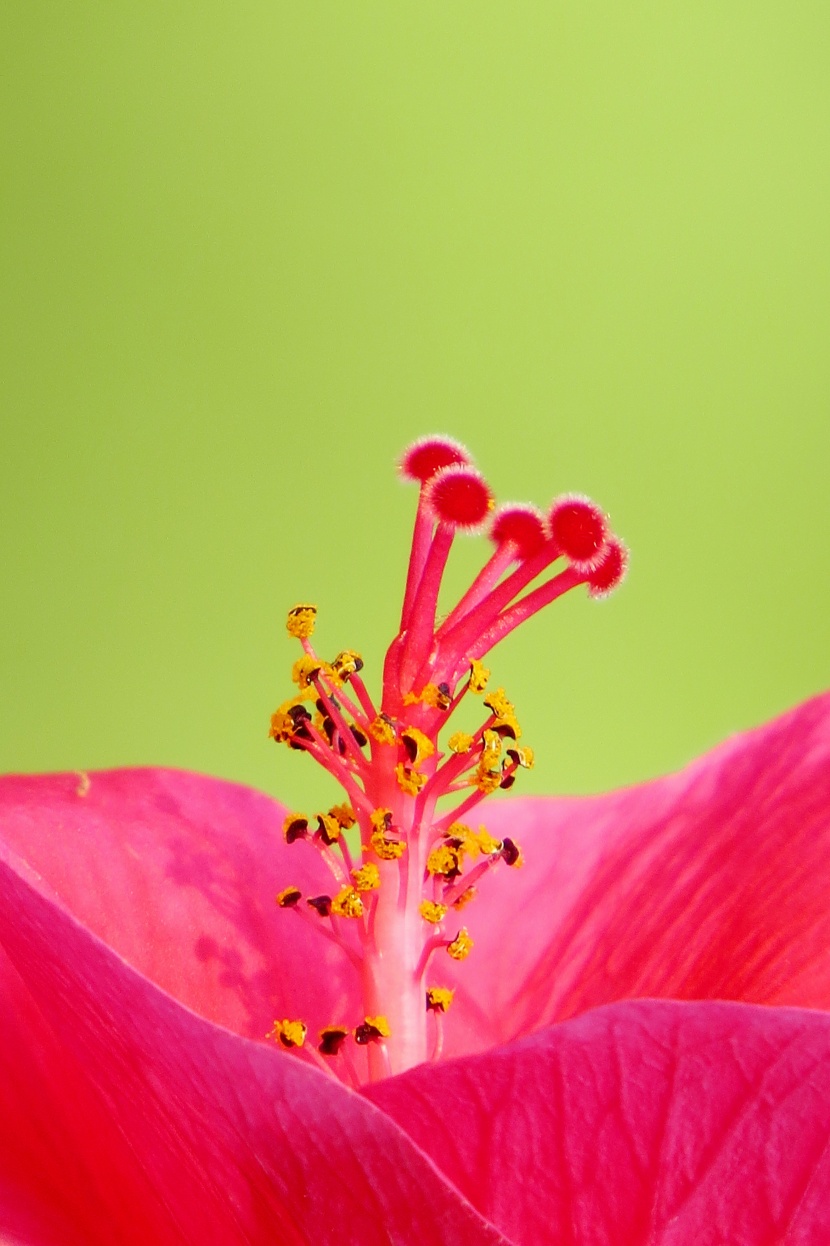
[366,999,830,1243]
[442,692,830,1054]
[0,768,360,1042]
[0,858,510,1246]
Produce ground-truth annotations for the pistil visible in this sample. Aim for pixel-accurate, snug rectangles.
[268,435,627,1083]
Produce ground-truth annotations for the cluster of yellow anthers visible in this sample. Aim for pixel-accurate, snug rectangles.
[268,601,526,1068]
[265,435,627,1082]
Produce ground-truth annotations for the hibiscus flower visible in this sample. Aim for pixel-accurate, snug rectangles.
[2,437,829,1244]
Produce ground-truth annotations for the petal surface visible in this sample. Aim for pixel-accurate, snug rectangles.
[0,768,358,1042]
[440,691,830,1054]
[366,999,830,1245]
[0,856,510,1246]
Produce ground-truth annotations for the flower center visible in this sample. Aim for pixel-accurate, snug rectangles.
[268,435,627,1083]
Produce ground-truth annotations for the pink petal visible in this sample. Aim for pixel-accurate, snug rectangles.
[0,857,510,1246]
[0,768,360,1043]
[440,691,830,1055]
[366,998,830,1244]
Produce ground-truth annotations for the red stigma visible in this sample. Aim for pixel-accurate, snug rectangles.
[399,435,472,484]
[490,504,548,558]
[549,495,609,569]
[426,465,494,530]
[588,538,629,597]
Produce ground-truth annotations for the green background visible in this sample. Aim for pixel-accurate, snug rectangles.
[2,3,828,814]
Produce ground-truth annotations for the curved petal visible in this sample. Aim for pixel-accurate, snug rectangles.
[440,691,830,1055]
[366,999,830,1244]
[0,768,360,1043]
[0,856,511,1246]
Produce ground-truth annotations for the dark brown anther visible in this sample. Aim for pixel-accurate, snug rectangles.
[354,1019,389,1045]
[287,704,313,748]
[318,1026,350,1056]
[316,813,341,846]
[276,886,302,908]
[500,837,520,867]
[350,724,368,748]
[307,895,333,917]
[283,815,309,844]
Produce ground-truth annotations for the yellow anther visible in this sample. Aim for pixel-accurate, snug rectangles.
[269,696,310,743]
[426,986,455,1013]
[331,649,364,683]
[354,1015,391,1045]
[282,813,309,843]
[452,885,477,909]
[411,682,448,712]
[276,885,302,908]
[445,821,479,856]
[448,731,474,754]
[351,862,381,891]
[368,714,397,746]
[268,1018,308,1049]
[316,813,341,845]
[329,802,356,829]
[370,828,406,860]
[471,765,502,795]
[286,604,317,640]
[419,899,448,924]
[400,726,435,767]
[483,687,521,738]
[468,659,491,694]
[508,745,535,770]
[447,928,474,961]
[291,655,324,690]
[481,729,503,762]
[476,827,503,855]
[427,844,462,877]
[269,709,294,743]
[483,687,512,717]
[396,763,427,795]
[331,886,364,919]
[370,808,393,832]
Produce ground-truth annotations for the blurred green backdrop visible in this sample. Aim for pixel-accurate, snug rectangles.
[1,3,828,814]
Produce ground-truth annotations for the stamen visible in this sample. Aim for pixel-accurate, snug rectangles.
[426,987,455,1013]
[282,814,309,844]
[318,1025,350,1056]
[419,900,448,924]
[307,895,332,916]
[354,1016,391,1044]
[276,885,302,908]
[286,604,317,640]
[446,928,474,960]
[268,1019,308,1049]
[331,886,364,919]
[351,862,381,892]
